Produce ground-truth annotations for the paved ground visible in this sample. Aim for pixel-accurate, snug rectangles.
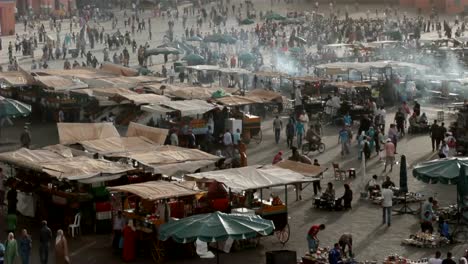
[0,104,466,264]
[0,0,467,263]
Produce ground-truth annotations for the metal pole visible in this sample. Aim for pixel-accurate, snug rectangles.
[284,185,288,206]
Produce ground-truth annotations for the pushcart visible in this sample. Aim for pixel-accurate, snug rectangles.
[242,114,262,144]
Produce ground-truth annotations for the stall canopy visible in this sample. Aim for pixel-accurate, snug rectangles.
[248,89,283,103]
[0,148,134,181]
[107,181,199,201]
[413,158,468,184]
[126,122,168,145]
[146,84,238,100]
[58,123,120,145]
[160,100,217,116]
[107,145,220,176]
[215,95,263,106]
[274,160,324,178]
[0,70,34,86]
[316,61,429,74]
[327,81,371,89]
[41,156,133,181]
[186,165,315,192]
[114,93,170,105]
[33,75,88,91]
[79,136,159,155]
[185,65,220,71]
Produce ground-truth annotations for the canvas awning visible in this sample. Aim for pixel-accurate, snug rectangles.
[107,145,220,176]
[33,75,88,91]
[254,71,289,78]
[58,123,120,145]
[147,84,239,100]
[160,100,217,116]
[248,89,283,103]
[0,148,134,181]
[107,181,199,201]
[0,148,70,171]
[274,160,324,178]
[186,165,315,192]
[42,156,134,181]
[79,136,159,155]
[115,93,170,105]
[185,65,220,71]
[215,95,263,106]
[327,81,371,89]
[126,122,168,145]
[0,71,33,86]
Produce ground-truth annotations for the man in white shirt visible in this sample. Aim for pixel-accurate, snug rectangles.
[223,129,233,157]
[381,185,393,227]
[170,131,179,146]
[233,129,241,145]
[428,251,443,264]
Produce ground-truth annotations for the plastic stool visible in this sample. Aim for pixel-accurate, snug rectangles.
[348,168,356,179]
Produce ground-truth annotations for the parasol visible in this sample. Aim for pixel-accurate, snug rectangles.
[145,47,181,56]
[159,211,274,264]
[0,96,32,119]
[186,36,203,42]
[241,18,255,25]
[399,155,408,193]
[412,157,468,184]
[265,12,286,21]
[238,52,256,62]
[182,54,205,66]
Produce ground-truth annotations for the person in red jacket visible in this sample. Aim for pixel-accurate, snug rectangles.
[307,224,325,253]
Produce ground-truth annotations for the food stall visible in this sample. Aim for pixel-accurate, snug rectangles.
[0,146,136,232]
[107,180,201,262]
[215,95,264,144]
[186,165,319,245]
[141,99,219,147]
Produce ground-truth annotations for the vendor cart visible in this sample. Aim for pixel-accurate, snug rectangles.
[242,114,262,144]
[256,203,290,244]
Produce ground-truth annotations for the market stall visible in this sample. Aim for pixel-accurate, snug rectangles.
[0,147,136,232]
[186,165,318,244]
[107,180,201,262]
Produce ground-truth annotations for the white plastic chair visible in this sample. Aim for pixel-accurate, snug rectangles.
[68,213,81,238]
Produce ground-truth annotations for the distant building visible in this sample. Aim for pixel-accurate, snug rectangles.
[401,0,468,14]
[0,0,15,36]
[16,0,76,17]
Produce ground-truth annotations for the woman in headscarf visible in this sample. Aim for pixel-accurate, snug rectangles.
[5,232,17,264]
[18,229,32,264]
[272,151,283,164]
[55,229,70,264]
[366,126,375,155]
[122,220,137,262]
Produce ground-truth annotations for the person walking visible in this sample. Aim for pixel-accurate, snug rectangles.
[18,229,32,264]
[39,220,52,264]
[5,233,17,264]
[20,126,31,149]
[338,126,350,156]
[383,139,395,172]
[112,211,125,255]
[285,119,295,148]
[273,116,283,144]
[442,252,456,264]
[429,120,440,151]
[223,129,233,158]
[296,120,305,148]
[381,185,393,227]
[54,230,70,264]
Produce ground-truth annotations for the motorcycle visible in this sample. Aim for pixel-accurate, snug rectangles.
[301,139,326,155]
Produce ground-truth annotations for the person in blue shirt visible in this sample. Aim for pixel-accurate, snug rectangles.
[296,121,305,148]
[328,243,342,264]
[0,242,4,264]
[343,113,352,126]
[338,126,350,156]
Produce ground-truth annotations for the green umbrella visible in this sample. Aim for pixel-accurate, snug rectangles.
[265,12,286,21]
[182,53,205,66]
[400,155,408,193]
[0,96,32,119]
[159,211,274,263]
[289,47,305,54]
[186,36,203,42]
[145,47,180,57]
[413,158,468,184]
[241,18,255,25]
[458,167,468,209]
[238,52,256,62]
